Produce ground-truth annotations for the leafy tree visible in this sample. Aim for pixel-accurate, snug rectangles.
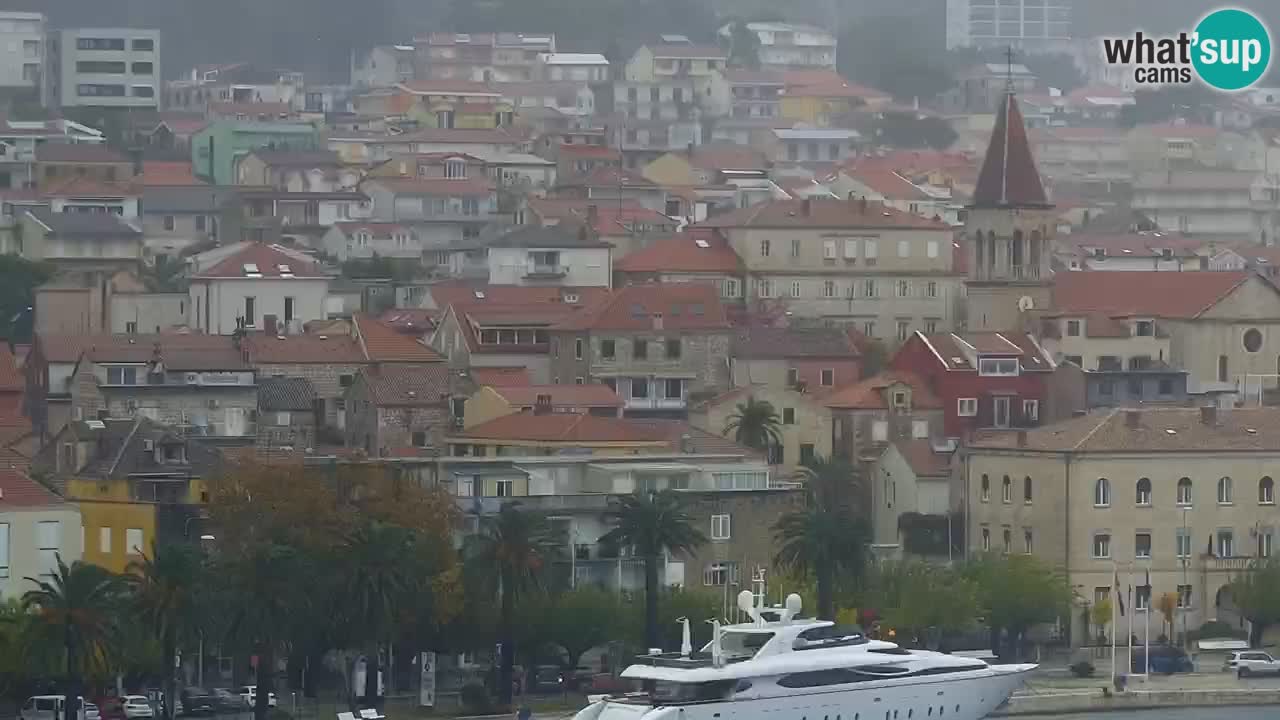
[774,455,869,620]
[858,338,889,379]
[0,255,53,342]
[465,502,561,708]
[141,255,188,294]
[1231,557,1280,647]
[622,587,722,657]
[1156,592,1178,643]
[722,20,761,70]
[722,398,782,453]
[864,560,978,647]
[874,113,958,151]
[1118,85,1219,127]
[23,558,127,720]
[126,543,204,720]
[602,491,706,651]
[1090,598,1112,642]
[536,587,622,670]
[966,554,1072,659]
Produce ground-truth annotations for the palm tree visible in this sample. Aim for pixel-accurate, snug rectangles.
[23,557,126,720]
[465,502,560,708]
[127,543,203,720]
[601,491,707,651]
[340,520,419,709]
[723,398,782,455]
[774,455,869,620]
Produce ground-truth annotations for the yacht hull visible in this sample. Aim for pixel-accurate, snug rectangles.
[574,664,1035,720]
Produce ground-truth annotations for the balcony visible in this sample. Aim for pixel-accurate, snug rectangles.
[1203,555,1253,573]
[523,263,568,279]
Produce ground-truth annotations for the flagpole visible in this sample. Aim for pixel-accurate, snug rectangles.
[1111,564,1118,685]
[1127,569,1134,677]
[1145,570,1152,678]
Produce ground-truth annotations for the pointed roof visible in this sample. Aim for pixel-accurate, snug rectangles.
[971,92,1049,208]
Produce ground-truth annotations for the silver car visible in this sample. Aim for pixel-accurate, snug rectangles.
[1227,650,1280,677]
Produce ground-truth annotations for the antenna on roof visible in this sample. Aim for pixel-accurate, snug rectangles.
[1005,45,1016,93]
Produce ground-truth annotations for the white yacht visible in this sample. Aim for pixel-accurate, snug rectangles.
[574,592,1034,720]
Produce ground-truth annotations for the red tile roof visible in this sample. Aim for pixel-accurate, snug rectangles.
[972,93,1049,208]
[453,411,672,443]
[470,367,532,386]
[614,229,743,273]
[192,243,327,279]
[893,439,952,477]
[36,143,128,164]
[824,370,942,410]
[788,81,891,101]
[427,282,610,309]
[243,332,366,364]
[697,197,951,230]
[558,143,621,159]
[42,176,139,198]
[37,333,234,364]
[555,283,729,331]
[360,364,453,406]
[493,384,623,408]
[1051,271,1254,319]
[0,469,62,508]
[914,332,1054,372]
[365,176,494,196]
[0,345,22,392]
[378,308,437,334]
[687,143,768,172]
[353,313,444,362]
[139,161,205,187]
[398,80,499,95]
[838,159,933,200]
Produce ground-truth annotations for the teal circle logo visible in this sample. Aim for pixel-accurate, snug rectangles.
[1192,8,1271,91]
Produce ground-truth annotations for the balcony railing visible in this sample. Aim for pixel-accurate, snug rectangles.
[1203,555,1253,572]
[524,263,568,278]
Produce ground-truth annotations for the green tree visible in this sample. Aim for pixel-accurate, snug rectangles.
[141,255,188,294]
[0,255,53,342]
[966,554,1072,659]
[465,502,561,708]
[874,113,958,151]
[723,398,782,453]
[535,587,621,670]
[774,455,868,620]
[601,491,707,651]
[126,543,204,720]
[858,338,889,379]
[23,557,127,720]
[623,587,722,655]
[865,560,978,646]
[722,20,761,70]
[1232,557,1280,647]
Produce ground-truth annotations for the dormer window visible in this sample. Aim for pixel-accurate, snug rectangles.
[977,358,1019,377]
[1160,248,1173,259]
[891,390,909,409]
[1065,319,1082,337]
[1134,320,1154,337]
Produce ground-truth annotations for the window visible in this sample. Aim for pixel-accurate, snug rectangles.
[665,339,681,359]
[495,478,514,497]
[76,60,127,74]
[37,521,59,572]
[783,408,795,425]
[927,240,939,259]
[1024,476,1033,503]
[1218,476,1233,504]
[1177,584,1193,609]
[981,527,990,551]
[711,514,731,540]
[1261,530,1274,558]
[664,378,683,399]
[1136,585,1151,611]
[127,528,144,555]
[1065,320,1081,337]
[790,281,802,298]
[787,367,800,386]
[864,238,878,259]
[1135,320,1155,337]
[926,281,938,298]
[1262,477,1275,504]
[411,431,427,447]
[1092,533,1111,559]
[0,523,6,578]
[132,38,155,51]
[1001,476,1011,503]
[722,278,739,298]
[244,296,256,327]
[896,280,910,297]
[898,239,911,257]
[1094,478,1111,507]
[980,474,990,502]
[978,358,1019,376]
[1219,354,1229,383]
[1022,399,1039,422]
[1244,328,1263,353]
[957,398,978,416]
[633,339,648,359]
[1176,528,1192,559]
[1136,478,1152,506]
[444,160,468,179]
[791,238,801,258]
[760,239,771,257]
[601,339,615,360]
[1024,529,1033,554]
[1002,528,1012,553]
[163,215,175,231]
[757,279,775,298]
[823,280,836,298]
[131,61,154,75]
[339,374,354,388]
[1158,378,1174,396]
[284,297,294,324]
[630,378,650,399]
[574,338,584,360]
[800,443,815,465]
[1135,532,1151,559]
[863,279,877,298]
[106,366,138,385]
[1217,529,1235,558]
[820,369,834,386]
[703,561,740,586]
[1177,477,1192,506]
[896,321,910,342]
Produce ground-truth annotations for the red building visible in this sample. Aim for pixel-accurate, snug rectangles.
[890,331,1055,438]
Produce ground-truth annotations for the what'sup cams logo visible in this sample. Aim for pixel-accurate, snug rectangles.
[1102,7,1272,90]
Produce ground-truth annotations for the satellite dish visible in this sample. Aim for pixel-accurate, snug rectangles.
[1017,295,1035,312]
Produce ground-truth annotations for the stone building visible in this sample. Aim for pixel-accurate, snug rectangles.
[344,364,456,455]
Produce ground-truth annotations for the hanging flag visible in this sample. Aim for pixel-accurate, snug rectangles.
[1114,570,1126,616]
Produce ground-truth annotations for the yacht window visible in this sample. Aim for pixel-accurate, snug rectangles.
[794,625,868,650]
[869,647,912,655]
[856,664,913,675]
[651,680,734,703]
[718,630,774,657]
[778,669,868,688]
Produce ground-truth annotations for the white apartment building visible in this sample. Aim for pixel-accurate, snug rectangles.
[717,22,837,71]
[0,12,45,99]
[1132,170,1280,244]
[945,0,1072,51]
[48,27,161,110]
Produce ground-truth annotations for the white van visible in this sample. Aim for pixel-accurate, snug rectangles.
[20,696,86,720]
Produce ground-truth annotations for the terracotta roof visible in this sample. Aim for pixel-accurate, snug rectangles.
[824,370,942,410]
[492,384,623,408]
[378,308,437,334]
[0,469,63,508]
[37,333,233,364]
[427,282,610,309]
[192,243,327,279]
[687,143,768,172]
[36,143,128,164]
[0,345,23,392]
[558,143,621,159]
[453,411,672,443]
[353,313,444,362]
[398,80,499,95]
[470,367,532,386]
[892,439,952,477]
[787,81,890,101]
[969,407,1280,452]
[646,44,726,59]
[259,376,316,411]
[42,176,139,197]
[139,161,205,187]
[85,342,247,370]
[449,302,589,353]
[243,332,366,364]
[697,197,950,230]
[614,229,743,274]
[555,283,730,331]
[359,364,453,406]
[972,93,1049,208]
[1051,271,1253,319]
[365,176,494,196]
[1057,232,1204,258]
[732,326,861,359]
[838,160,933,200]
[914,332,1054,372]
[577,165,651,187]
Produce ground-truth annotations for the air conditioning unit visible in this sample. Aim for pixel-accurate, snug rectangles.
[185,373,200,385]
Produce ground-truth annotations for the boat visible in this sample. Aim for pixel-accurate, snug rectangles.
[573,590,1034,720]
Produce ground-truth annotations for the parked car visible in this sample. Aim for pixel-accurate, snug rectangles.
[95,697,124,720]
[21,696,85,720]
[1131,645,1194,674]
[178,689,212,717]
[84,703,100,720]
[1228,650,1280,676]
[235,687,277,708]
[208,690,243,714]
[528,666,565,694]
[122,697,153,720]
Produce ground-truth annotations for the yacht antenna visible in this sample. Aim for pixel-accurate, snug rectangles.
[751,566,767,622]
[707,619,724,667]
[678,617,692,658]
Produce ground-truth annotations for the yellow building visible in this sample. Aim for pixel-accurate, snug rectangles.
[447,411,676,457]
[780,82,892,127]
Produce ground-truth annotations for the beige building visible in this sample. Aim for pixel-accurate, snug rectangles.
[873,439,956,555]
[0,469,82,599]
[463,383,622,428]
[699,196,961,342]
[966,406,1280,646]
[690,385,833,476]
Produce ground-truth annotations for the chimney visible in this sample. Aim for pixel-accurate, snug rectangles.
[263,314,278,336]
[1016,430,1028,448]
[534,394,553,415]
[802,197,812,216]
[1125,409,1141,429]
[652,312,664,330]
[586,203,599,227]
[1200,405,1218,426]
[859,195,868,214]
